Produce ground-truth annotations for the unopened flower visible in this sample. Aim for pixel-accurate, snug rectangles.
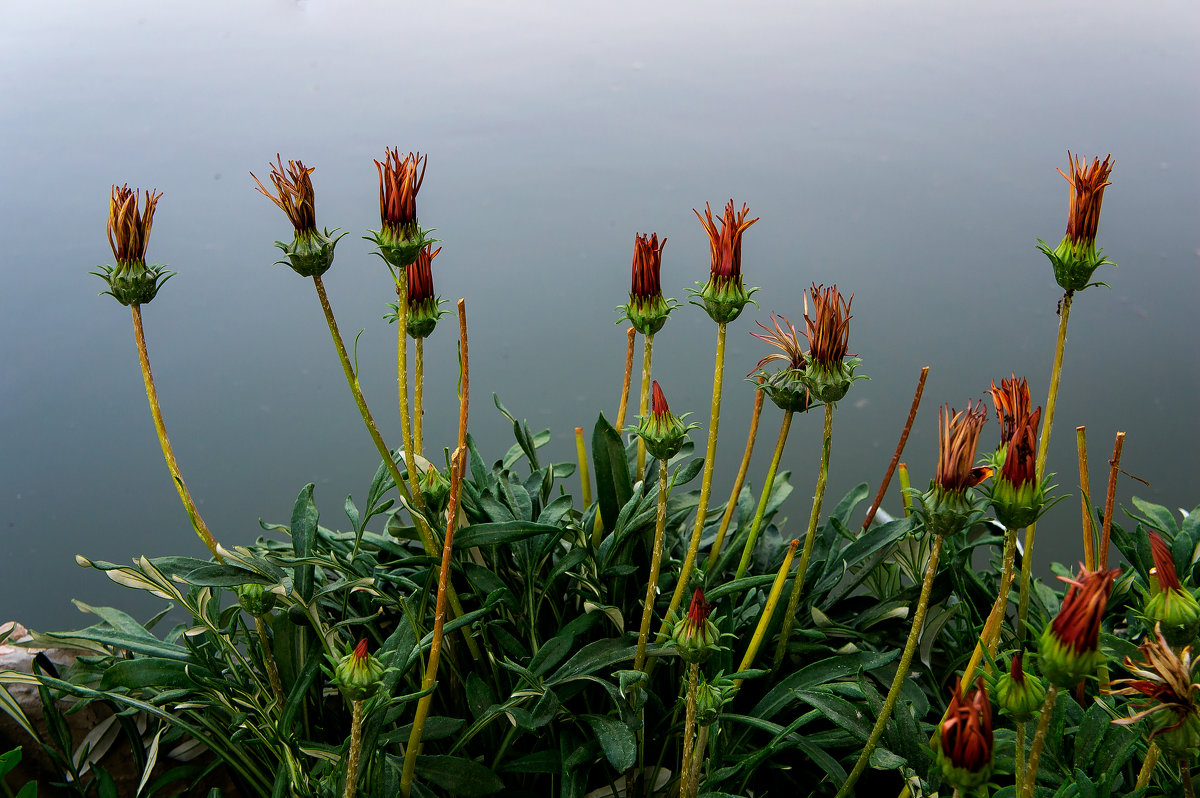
[92,185,174,306]
[748,313,810,413]
[334,638,385,701]
[403,245,448,339]
[986,376,1051,529]
[366,149,434,270]
[634,381,695,462]
[993,651,1046,722]
[916,403,991,538]
[935,678,994,791]
[1111,625,1200,759]
[799,283,864,404]
[695,672,737,726]
[690,200,759,324]
[236,583,278,617]
[419,463,451,516]
[1039,565,1120,687]
[1037,152,1116,294]
[252,155,346,277]
[617,232,676,335]
[672,588,722,664]
[1144,530,1200,646]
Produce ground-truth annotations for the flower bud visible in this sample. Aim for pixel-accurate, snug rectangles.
[367,149,435,270]
[935,678,993,792]
[1145,530,1200,647]
[404,245,448,339]
[334,638,385,702]
[694,673,736,727]
[236,583,277,617]
[617,233,675,335]
[671,589,721,664]
[252,155,346,278]
[915,403,991,538]
[1036,152,1116,294]
[93,185,175,306]
[634,381,695,462]
[1038,566,1120,687]
[986,377,1050,529]
[420,464,452,516]
[748,314,811,413]
[993,651,1046,723]
[798,284,863,404]
[690,201,759,324]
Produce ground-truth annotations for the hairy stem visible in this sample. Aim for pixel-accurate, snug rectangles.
[1020,684,1060,798]
[737,539,798,686]
[960,526,1018,687]
[616,327,636,431]
[343,699,364,798]
[130,305,222,560]
[1184,761,1196,798]
[1135,742,1159,789]
[1018,291,1072,640]
[636,332,654,479]
[1015,721,1027,782]
[679,663,700,798]
[255,616,284,707]
[414,336,424,456]
[787,402,834,602]
[395,277,422,509]
[1077,425,1095,569]
[634,458,671,674]
[707,380,765,569]
[1100,431,1126,569]
[838,533,945,798]
[734,410,794,580]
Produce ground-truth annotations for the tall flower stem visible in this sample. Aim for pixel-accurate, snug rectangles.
[679,663,700,798]
[312,276,479,660]
[960,526,1018,688]
[130,305,222,560]
[862,366,929,533]
[395,276,421,503]
[414,337,424,456]
[1020,684,1060,798]
[616,327,636,430]
[736,539,798,686]
[343,699,364,798]
[658,323,727,645]
[635,333,654,479]
[707,380,765,569]
[1018,291,1073,639]
[838,533,945,798]
[734,410,794,580]
[400,300,471,798]
[255,616,284,707]
[634,458,671,674]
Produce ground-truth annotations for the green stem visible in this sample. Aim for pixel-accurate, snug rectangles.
[636,333,654,479]
[634,459,670,674]
[689,725,708,798]
[707,381,765,569]
[343,699,364,798]
[396,276,422,511]
[130,305,222,560]
[414,336,424,456]
[255,616,284,707]
[960,526,1018,688]
[1017,291,1072,640]
[1135,742,1159,789]
[679,663,700,798]
[837,533,945,798]
[1184,761,1196,798]
[1020,684,1060,798]
[775,402,834,651]
[1016,721,1027,783]
[658,324,727,645]
[734,410,794,581]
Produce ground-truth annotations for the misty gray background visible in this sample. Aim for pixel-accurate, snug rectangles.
[2,0,1197,630]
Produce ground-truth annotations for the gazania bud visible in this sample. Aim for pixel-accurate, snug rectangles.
[986,376,1050,529]
[694,673,736,727]
[634,381,695,462]
[1037,152,1116,293]
[916,403,991,538]
[935,679,994,791]
[404,245,448,339]
[799,284,863,404]
[251,155,346,278]
[419,464,451,516]
[748,314,810,413]
[1038,566,1120,687]
[236,583,278,617]
[672,589,721,664]
[367,149,435,270]
[334,638,385,702]
[617,233,675,335]
[993,651,1046,723]
[93,185,175,306]
[1145,531,1200,647]
[690,201,759,324]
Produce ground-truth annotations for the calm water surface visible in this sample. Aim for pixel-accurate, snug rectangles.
[2,1,1198,630]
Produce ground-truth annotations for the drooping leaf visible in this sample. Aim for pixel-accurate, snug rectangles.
[592,414,632,532]
[290,484,319,602]
[580,714,636,771]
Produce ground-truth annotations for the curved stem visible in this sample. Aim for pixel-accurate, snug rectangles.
[343,699,364,798]
[707,381,765,569]
[734,410,794,581]
[130,305,222,560]
[862,366,929,534]
[1017,291,1072,640]
[1020,684,1060,798]
[635,333,654,479]
[255,616,284,707]
[960,526,1018,688]
[657,324,727,645]
[837,533,945,798]
[414,336,424,456]
[634,458,671,674]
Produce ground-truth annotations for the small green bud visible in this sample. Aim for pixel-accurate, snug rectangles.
[671,589,722,665]
[694,673,737,727]
[420,465,452,516]
[634,381,695,462]
[236,583,277,617]
[993,652,1046,723]
[273,230,345,278]
[334,638,385,702]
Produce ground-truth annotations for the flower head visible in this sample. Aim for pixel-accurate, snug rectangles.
[92,185,175,306]
[1144,530,1200,646]
[799,283,863,403]
[916,402,991,537]
[1037,152,1116,294]
[986,376,1049,529]
[404,245,448,339]
[367,149,435,269]
[617,232,676,335]
[334,638,385,702]
[235,582,278,617]
[1038,565,1120,687]
[690,200,759,323]
[748,313,810,412]
[935,678,994,791]
[672,588,722,664]
[993,650,1047,722]
[634,381,695,462]
[252,155,345,277]
[1111,625,1200,758]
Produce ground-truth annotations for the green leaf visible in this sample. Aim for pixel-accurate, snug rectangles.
[415,754,505,797]
[1129,497,1179,536]
[580,714,636,771]
[752,650,899,719]
[98,658,210,690]
[290,484,319,602]
[1073,703,1110,775]
[829,482,870,528]
[498,749,559,774]
[592,414,632,532]
[796,689,871,742]
[0,747,20,780]
[454,521,564,549]
[38,627,193,662]
[182,564,270,588]
[547,639,637,685]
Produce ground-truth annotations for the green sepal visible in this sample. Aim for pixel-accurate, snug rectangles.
[365,225,438,270]
[687,278,759,324]
[1037,236,1117,294]
[92,262,176,306]
[273,229,347,278]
